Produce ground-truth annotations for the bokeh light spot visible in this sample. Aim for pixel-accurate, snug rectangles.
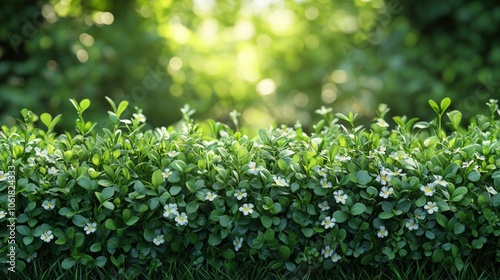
[76,49,89,63]
[256,79,276,96]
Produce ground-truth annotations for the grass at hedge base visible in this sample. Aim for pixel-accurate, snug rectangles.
[0,98,499,278]
[3,252,500,280]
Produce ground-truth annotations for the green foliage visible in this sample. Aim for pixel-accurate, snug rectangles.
[2,0,498,134]
[0,98,500,277]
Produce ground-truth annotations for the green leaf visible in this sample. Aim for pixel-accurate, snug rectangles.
[455,257,464,271]
[414,121,430,129]
[222,249,235,260]
[171,160,187,172]
[105,219,116,230]
[451,187,468,202]
[186,201,199,214]
[453,223,465,235]
[435,213,448,228]
[122,209,131,222]
[17,225,31,235]
[279,245,291,259]
[440,97,451,113]
[467,171,480,182]
[116,100,129,117]
[170,186,182,196]
[258,129,270,144]
[23,236,34,245]
[379,212,394,219]
[492,193,500,207]
[125,216,139,226]
[425,231,435,240]
[62,258,76,269]
[152,169,164,187]
[432,249,444,262]
[102,201,115,210]
[428,99,440,114]
[447,110,462,129]
[355,170,372,185]
[101,187,115,200]
[94,256,107,268]
[219,215,231,227]
[261,215,273,229]
[208,233,222,246]
[40,113,52,128]
[301,228,314,237]
[80,99,91,112]
[471,239,484,249]
[278,159,287,171]
[333,211,349,223]
[74,232,85,248]
[90,243,102,252]
[350,203,366,215]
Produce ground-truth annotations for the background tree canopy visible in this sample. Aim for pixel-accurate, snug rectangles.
[1,0,499,134]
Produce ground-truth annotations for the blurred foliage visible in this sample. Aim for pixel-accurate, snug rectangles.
[1,0,499,134]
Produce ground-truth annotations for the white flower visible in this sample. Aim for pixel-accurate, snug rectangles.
[234,189,248,200]
[28,158,36,167]
[405,218,419,231]
[376,168,392,186]
[414,209,426,220]
[318,201,330,211]
[84,222,97,234]
[320,178,332,189]
[162,168,172,180]
[373,146,386,155]
[163,203,179,218]
[315,106,332,115]
[317,167,328,177]
[26,252,38,263]
[0,171,6,182]
[335,154,351,162]
[331,253,341,263]
[273,176,289,187]
[420,184,435,196]
[167,151,179,158]
[390,168,405,177]
[432,175,448,187]
[379,186,394,198]
[248,162,260,175]
[321,216,336,229]
[42,199,56,210]
[322,245,334,258]
[462,160,474,169]
[175,212,188,226]
[0,211,6,219]
[133,113,147,123]
[376,118,389,128]
[333,190,348,204]
[377,226,388,238]
[153,234,165,246]
[40,230,54,243]
[475,153,485,161]
[47,166,58,175]
[233,237,244,251]
[424,201,439,214]
[205,191,217,201]
[239,203,254,216]
[486,186,498,195]
[35,147,49,158]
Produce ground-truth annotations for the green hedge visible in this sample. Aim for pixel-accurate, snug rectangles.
[1,98,499,277]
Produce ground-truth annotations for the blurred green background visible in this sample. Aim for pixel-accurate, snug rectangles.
[1,0,499,134]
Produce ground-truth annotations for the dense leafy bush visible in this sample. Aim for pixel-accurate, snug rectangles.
[1,98,499,277]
